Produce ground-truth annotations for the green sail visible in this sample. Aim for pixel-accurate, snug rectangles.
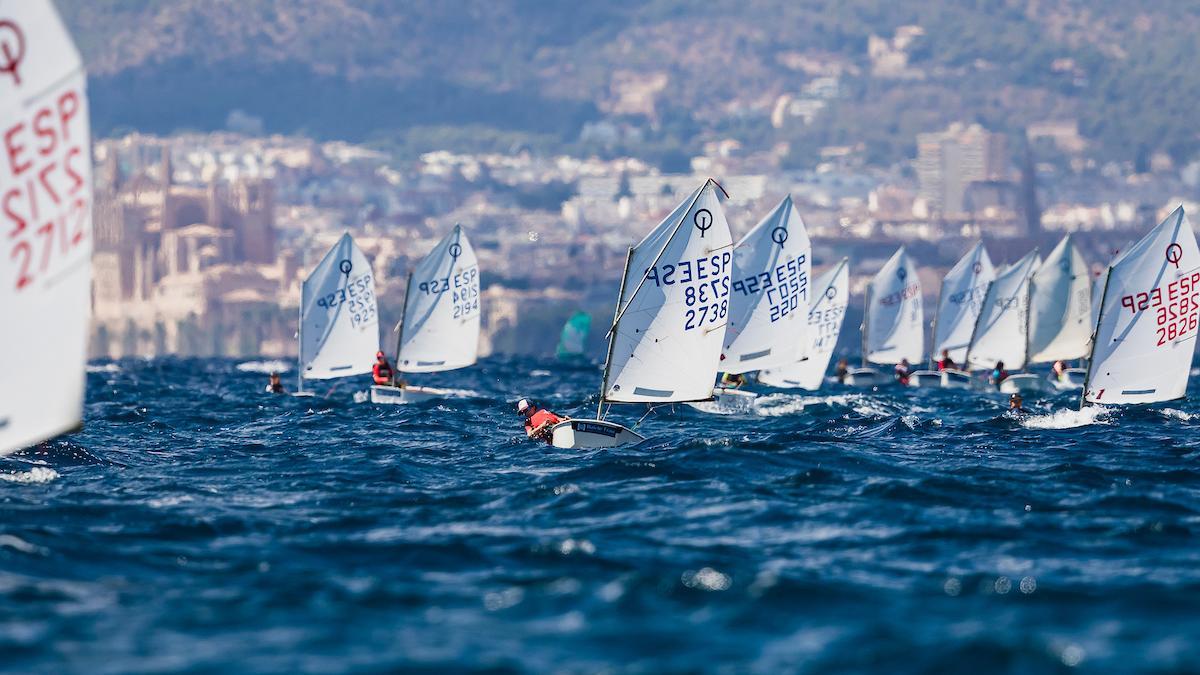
[556,311,592,359]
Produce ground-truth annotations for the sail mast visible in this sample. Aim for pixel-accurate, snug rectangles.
[393,270,415,379]
[598,247,634,418]
[1079,267,1113,409]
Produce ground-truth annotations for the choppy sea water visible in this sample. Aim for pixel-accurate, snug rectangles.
[3,356,1200,673]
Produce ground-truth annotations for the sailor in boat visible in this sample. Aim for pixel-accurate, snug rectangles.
[835,358,849,384]
[373,351,395,386]
[1008,392,1026,413]
[990,361,1009,389]
[894,358,913,385]
[936,349,956,371]
[517,399,566,444]
[265,372,286,394]
[1051,360,1067,383]
[720,372,747,389]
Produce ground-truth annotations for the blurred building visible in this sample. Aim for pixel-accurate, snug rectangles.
[916,123,1009,218]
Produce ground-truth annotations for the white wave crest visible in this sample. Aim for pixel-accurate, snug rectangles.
[0,467,60,484]
[1158,408,1195,421]
[86,363,121,373]
[236,360,291,374]
[1021,406,1110,430]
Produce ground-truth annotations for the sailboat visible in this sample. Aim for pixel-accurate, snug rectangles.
[918,242,994,388]
[698,195,811,412]
[850,246,922,386]
[372,225,480,404]
[549,179,732,449]
[556,311,592,360]
[1,0,94,455]
[1025,233,1091,391]
[758,258,850,390]
[962,250,1039,392]
[297,233,380,396]
[1083,206,1200,407]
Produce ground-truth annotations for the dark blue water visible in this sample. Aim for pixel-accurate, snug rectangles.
[3,357,1200,673]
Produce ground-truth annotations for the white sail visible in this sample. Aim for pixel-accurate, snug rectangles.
[396,225,480,373]
[1084,206,1200,405]
[864,247,923,364]
[964,250,1040,370]
[0,1,93,455]
[722,195,812,373]
[603,180,733,402]
[299,233,379,380]
[931,242,994,363]
[1028,234,1091,363]
[758,259,849,390]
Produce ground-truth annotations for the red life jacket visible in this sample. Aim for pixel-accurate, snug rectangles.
[373,361,393,384]
[525,409,562,438]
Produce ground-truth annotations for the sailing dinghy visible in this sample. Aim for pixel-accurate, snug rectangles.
[372,225,480,404]
[551,179,732,448]
[923,242,994,388]
[692,195,811,412]
[297,233,380,396]
[0,0,94,455]
[962,250,1040,394]
[758,259,850,390]
[1083,206,1200,407]
[1027,234,1091,391]
[851,247,922,386]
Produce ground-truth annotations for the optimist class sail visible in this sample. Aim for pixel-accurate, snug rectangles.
[0,0,93,455]
[931,242,994,363]
[758,258,850,390]
[864,247,923,364]
[1028,234,1091,363]
[722,195,812,374]
[299,233,379,382]
[965,250,1040,371]
[396,225,481,373]
[1084,206,1200,406]
[602,179,733,403]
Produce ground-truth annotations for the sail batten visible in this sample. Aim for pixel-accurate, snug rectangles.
[299,233,379,380]
[602,180,733,403]
[758,259,850,390]
[397,226,481,373]
[865,247,923,364]
[721,196,812,374]
[1083,206,1200,406]
[0,0,94,455]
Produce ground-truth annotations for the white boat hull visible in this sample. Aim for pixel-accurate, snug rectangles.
[940,369,973,389]
[550,419,645,449]
[369,384,454,405]
[907,370,941,388]
[845,367,883,387]
[686,387,758,414]
[1000,373,1046,395]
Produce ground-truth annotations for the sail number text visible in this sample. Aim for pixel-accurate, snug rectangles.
[317,273,377,327]
[643,251,732,331]
[417,266,479,320]
[3,88,89,292]
[808,304,844,350]
[731,255,809,323]
[1118,271,1200,346]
